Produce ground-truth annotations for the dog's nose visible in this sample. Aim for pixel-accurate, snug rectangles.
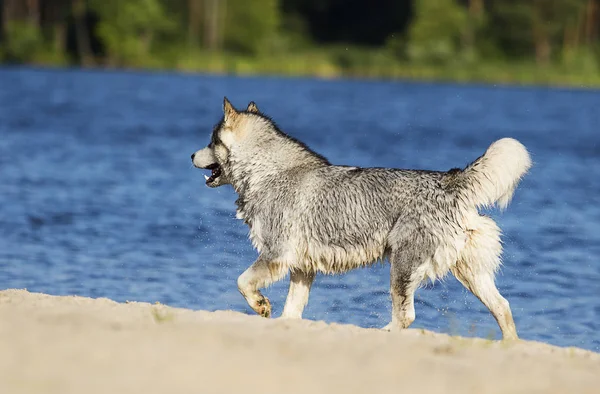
[191,153,196,161]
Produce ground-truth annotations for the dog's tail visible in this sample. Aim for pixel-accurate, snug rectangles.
[457,138,531,210]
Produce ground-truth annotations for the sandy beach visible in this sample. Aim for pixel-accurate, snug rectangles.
[0,289,598,394]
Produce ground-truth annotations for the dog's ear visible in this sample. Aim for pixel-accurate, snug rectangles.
[223,97,237,119]
[247,101,260,114]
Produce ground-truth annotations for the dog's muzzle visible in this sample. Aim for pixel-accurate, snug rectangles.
[191,148,226,188]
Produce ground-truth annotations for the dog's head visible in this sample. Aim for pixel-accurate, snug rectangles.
[191,97,264,188]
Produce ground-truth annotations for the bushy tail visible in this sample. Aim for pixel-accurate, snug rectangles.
[459,138,532,210]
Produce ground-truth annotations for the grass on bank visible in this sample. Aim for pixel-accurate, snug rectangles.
[173,46,600,88]
[4,44,600,88]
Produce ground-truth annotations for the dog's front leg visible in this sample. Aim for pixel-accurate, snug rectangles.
[237,258,287,318]
[281,269,315,319]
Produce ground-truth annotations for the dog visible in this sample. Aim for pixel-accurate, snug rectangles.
[191,98,531,340]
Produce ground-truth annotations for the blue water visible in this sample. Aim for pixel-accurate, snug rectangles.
[1,67,599,351]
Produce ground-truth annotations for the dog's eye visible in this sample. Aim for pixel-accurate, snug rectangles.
[214,135,224,147]
[210,132,222,147]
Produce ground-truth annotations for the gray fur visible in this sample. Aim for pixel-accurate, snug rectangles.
[192,98,531,339]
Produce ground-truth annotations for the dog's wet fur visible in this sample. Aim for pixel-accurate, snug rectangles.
[192,98,531,339]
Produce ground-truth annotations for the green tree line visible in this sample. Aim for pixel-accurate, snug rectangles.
[1,0,599,85]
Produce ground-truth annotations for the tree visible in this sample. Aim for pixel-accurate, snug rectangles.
[583,0,599,45]
[187,0,202,47]
[26,0,39,26]
[407,0,469,63]
[89,0,174,66]
[72,0,94,65]
[45,0,70,55]
[222,0,280,54]
[489,0,586,65]
[1,0,44,62]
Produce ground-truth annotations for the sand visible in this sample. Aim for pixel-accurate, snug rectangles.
[0,289,598,394]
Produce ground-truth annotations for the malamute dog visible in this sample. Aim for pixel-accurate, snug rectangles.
[192,98,531,340]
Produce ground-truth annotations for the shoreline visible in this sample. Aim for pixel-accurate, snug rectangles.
[2,61,600,91]
[1,289,598,394]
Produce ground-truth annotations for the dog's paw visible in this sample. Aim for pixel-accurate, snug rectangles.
[382,323,403,332]
[255,296,271,318]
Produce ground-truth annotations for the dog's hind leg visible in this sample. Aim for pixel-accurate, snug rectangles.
[384,248,426,332]
[452,216,518,340]
[237,258,288,318]
[451,262,518,340]
[281,269,315,319]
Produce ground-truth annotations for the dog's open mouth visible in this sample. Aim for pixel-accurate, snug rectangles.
[204,163,222,184]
